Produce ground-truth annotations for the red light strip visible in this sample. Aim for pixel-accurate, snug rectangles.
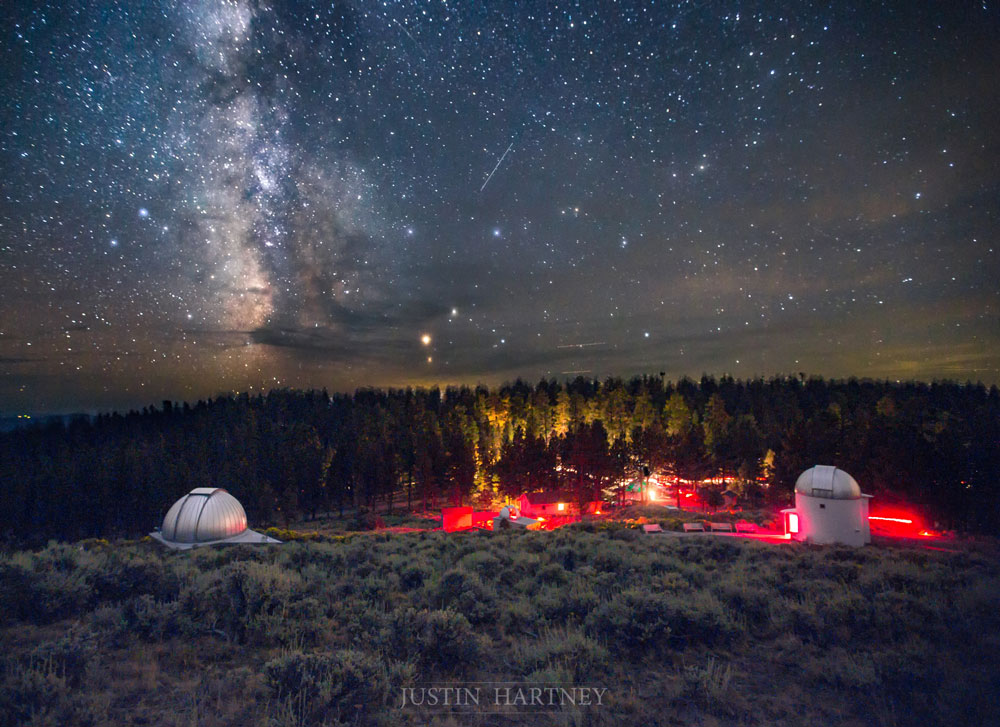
[868,516,914,524]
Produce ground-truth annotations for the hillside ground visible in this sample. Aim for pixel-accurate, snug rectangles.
[1,526,998,726]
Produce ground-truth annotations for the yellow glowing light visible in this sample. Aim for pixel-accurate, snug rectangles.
[421,333,432,345]
[557,503,565,511]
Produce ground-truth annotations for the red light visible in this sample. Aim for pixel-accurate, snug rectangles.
[869,516,913,524]
[868,508,935,538]
[787,512,799,534]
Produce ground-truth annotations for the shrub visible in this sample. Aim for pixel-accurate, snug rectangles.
[26,632,95,689]
[799,647,878,690]
[499,597,537,635]
[8,562,94,625]
[264,527,327,542]
[586,589,674,652]
[457,549,501,578]
[0,661,100,727]
[385,608,482,673]
[586,588,736,651]
[712,577,773,630]
[86,551,178,603]
[360,571,401,603]
[0,632,98,727]
[534,581,599,624]
[534,562,569,587]
[0,561,34,626]
[187,560,308,645]
[433,568,498,625]
[681,657,736,711]
[399,563,430,591]
[513,626,610,681]
[119,595,187,642]
[263,649,413,726]
[350,509,382,531]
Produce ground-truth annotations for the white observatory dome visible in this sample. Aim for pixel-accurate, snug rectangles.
[795,465,861,500]
[160,487,248,543]
[152,487,280,550]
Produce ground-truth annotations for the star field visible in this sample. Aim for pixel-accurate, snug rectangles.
[1,1,998,412]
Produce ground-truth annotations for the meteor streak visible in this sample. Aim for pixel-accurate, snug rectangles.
[480,142,514,192]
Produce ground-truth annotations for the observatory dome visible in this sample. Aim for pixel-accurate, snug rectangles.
[160,487,248,543]
[795,465,861,500]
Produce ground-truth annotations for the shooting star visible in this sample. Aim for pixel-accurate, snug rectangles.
[390,18,425,57]
[556,342,607,349]
[480,142,514,192]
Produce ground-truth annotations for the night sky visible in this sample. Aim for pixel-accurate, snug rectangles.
[2,1,998,414]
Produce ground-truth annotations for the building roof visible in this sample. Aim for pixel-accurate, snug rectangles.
[795,465,862,500]
[494,505,540,529]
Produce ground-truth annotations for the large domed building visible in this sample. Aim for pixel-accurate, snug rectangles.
[150,487,281,550]
[782,465,872,546]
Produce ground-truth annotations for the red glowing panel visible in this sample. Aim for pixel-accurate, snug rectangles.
[442,507,473,532]
[787,512,799,534]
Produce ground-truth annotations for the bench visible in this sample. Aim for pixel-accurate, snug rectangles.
[709,522,733,532]
[735,521,757,533]
[682,522,705,532]
[642,523,663,534]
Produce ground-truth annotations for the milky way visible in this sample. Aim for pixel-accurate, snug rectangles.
[1,1,998,413]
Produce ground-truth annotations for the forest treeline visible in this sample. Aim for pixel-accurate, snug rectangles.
[1,375,998,545]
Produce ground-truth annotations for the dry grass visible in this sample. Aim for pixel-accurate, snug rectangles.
[1,532,998,726]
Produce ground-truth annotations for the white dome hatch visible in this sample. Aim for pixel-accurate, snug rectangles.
[795,465,861,500]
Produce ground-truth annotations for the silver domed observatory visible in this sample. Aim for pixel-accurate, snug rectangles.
[150,487,281,550]
[783,466,872,546]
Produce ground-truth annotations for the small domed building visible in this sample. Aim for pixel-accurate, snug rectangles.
[492,505,542,530]
[150,487,281,550]
[782,465,871,546]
